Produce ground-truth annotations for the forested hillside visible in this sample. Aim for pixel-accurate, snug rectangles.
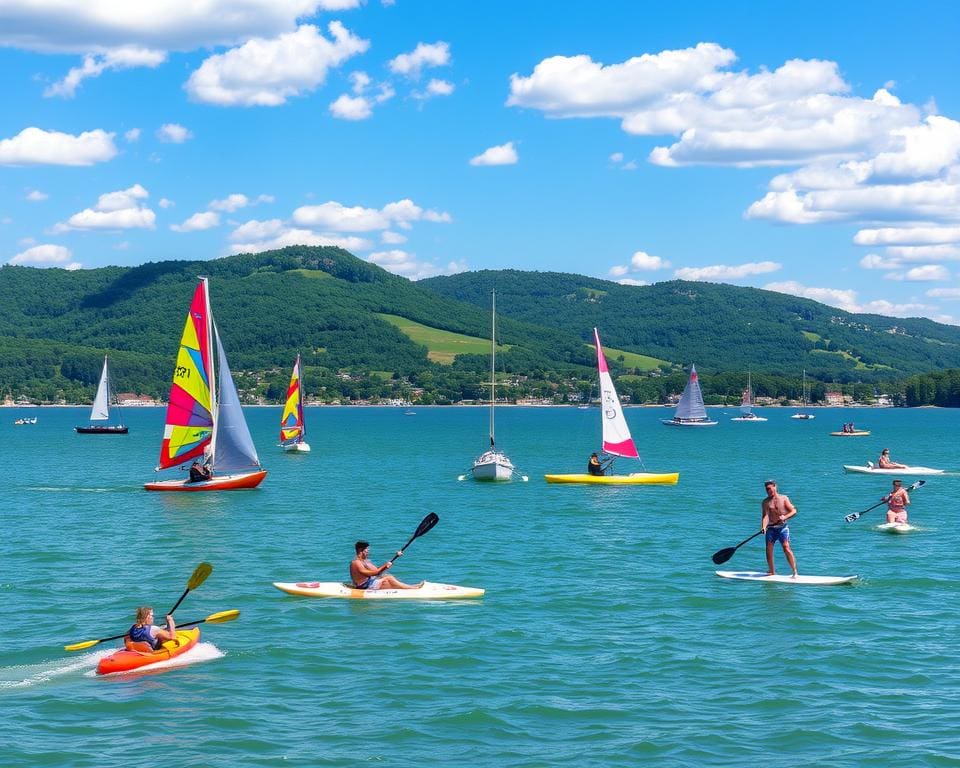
[3,247,960,405]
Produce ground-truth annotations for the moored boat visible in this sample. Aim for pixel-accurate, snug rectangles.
[279,353,310,452]
[96,627,200,675]
[272,581,485,599]
[75,355,128,434]
[663,364,718,426]
[730,373,767,422]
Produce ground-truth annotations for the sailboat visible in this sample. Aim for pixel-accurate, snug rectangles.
[730,373,766,422]
[470,290,520,481]
[144,277,267,491]
[545,328,679,485]
[792,370,815,420]
[279,353,311,452]
[662,364,718,426]
[75,356,129,434]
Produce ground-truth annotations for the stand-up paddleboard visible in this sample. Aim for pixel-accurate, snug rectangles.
[843,464,943,476]
[273,581,485,599]
[876,522,917,534]
[715,571,858,585]
[830,430,870,437]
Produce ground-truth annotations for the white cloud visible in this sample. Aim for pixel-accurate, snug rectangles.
[765,279,932,317]
[25,189,48,201]
[366,249,461,280]
[382,230,407,244]
[54,183,155,231]
[903,265,950,281]
[674,261,780,280]
[610,152,624,163]
[209,193,265,212]
[156,123,193,143]
[413,78,454,100]
[124,128,141,142]
[860,253,900,270]
[171,211,220,232]
[9,243,79,268]
[330,93,372,120]
[388,42,450,79]
[185,22,368,107]
[470,142,518,166]
[854,226,960,246]
[292,199,450,231]
[616,278,649,286]
[630,250,670,270]
[927,287,960,299]
[608,265,628,277]
[45,47,166,98]
[229,226,371,254]
[886,244,960,260]
[0,127,116,166]
[158,198,175,208]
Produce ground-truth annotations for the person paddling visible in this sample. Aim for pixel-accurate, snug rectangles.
[884,479,910,524]
[127,607,177,650]
[350,541,423,590]
[761,479,799,578]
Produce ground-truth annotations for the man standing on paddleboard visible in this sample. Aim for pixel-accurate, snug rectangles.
[884,479,910,524]
[761,480,799,578]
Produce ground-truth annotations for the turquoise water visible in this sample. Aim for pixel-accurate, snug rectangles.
[2,405,959,767]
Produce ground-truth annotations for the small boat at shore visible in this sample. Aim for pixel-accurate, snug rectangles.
[843,463,944,476]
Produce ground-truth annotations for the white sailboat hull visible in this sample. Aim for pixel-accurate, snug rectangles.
[472,450,514,481]
[282,440,311,453]
[662,418,718,427]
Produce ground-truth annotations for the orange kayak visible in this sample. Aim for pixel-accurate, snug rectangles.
[96,628,200,675]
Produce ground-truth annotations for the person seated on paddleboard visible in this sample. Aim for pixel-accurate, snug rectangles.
[350,540,424,590]
[189,460,212,483]
[884,479,910,524]
[761,479,799,578]
[877,449,906,469]
[127,606,177,651]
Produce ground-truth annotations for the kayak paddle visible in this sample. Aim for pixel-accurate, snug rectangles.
[844,479,925,523]
[389,513,440,563]
[167,562,213,616]
[711,529,764,565]
[64,609,240,652]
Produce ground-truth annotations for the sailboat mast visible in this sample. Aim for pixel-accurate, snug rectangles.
[297,353,305,440]
[202,277,218,465]
[489,290,496,449]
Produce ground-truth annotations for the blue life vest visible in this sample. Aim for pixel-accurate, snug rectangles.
[129,624,157,649]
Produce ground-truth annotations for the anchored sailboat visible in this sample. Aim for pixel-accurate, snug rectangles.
[792,370,815,420]
[144,277,267,491]
[730,373,766,422]
[279,353,311,452]
[75,356,128,434]
[470,290,522,481]
[662,364,718,426]
[545,328,679,485]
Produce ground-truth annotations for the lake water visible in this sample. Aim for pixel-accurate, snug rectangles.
[2,405,959,767]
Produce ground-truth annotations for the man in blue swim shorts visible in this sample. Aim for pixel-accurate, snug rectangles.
[761,479,799,577]
[350,540,424,590]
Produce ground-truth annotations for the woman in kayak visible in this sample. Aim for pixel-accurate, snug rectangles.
[350,541,424,590]
[877,449,906,469]
[127,607,177,650]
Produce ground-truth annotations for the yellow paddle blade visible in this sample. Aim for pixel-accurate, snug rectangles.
[187,562,213,590]
[64,639,100,652]
[205,609,239,624]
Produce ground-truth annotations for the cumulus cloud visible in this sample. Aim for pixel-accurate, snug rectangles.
[470,142,518,166]
[888,264,951,281]
[45,47,166,98]
[156,123,192,143]
[228,223,372,255]
[54,183,155,232]
[171,211,220,232]
[9,243,80,269]
[25,189,48,201]
[388,42,450,79]
[927,287,960,299]
[629,250,670,270]
[0,127,116,166]
[616,278,649,286]
[124,128,141,142]
[854,226,960,246]
[292,199,451,231]
[209,193,271,212]
[185,22,368,107]
[674,261,780,281]
[765,280,932,317]
[330,93,372,120]
[413,78,454,100]
[366,249,465,280]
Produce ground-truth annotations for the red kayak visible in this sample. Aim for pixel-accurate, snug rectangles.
[96,628,200,675]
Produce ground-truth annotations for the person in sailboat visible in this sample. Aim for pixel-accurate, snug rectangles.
[350,541,424,590]
[877,449,906,469]
[761,480,799,578]
[189,460,212,483]
[587,452,605,476]
[126,607,177,651]
[883,479,910,524]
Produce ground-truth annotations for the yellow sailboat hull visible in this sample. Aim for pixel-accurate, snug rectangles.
[544,472,679,485]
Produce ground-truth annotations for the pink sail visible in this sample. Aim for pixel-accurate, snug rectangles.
[595,328,639,458]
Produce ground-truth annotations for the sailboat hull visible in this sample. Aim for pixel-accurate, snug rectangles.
[544,472,679,485]
[472,451,514,481]
[75,425,129,434]
[144,470,268,491]
[281,440,311,453]
[661,418,717,427]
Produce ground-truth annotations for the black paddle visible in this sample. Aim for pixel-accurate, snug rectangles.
[64,610,240,652]
[712,530,765,565]
[167,562,213,616]
[844,479,925,523]
[389,513,439,563]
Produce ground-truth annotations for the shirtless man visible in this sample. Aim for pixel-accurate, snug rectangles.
[884,479,910,524]
[877,449,906,469]
[350,541,423,590]
[761,479,798,577]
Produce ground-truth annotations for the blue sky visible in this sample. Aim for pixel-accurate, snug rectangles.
[3,1,960,323]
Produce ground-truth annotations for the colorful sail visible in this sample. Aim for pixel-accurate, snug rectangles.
[158,279,213,470]
[595,328,639,458]
[674,364,710,421]
[280,354,305,446]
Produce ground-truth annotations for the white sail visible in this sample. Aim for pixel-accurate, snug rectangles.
[89,356,112,421]
[212,325,263,473]
[595,328,638,458]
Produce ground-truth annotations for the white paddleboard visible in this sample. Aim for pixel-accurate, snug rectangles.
[843,464,943,475]
[715,571,858,585]
[273,580,485,599]
[876,522,916,534]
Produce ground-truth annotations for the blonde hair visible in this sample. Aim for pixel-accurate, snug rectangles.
[134,606,153,626]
